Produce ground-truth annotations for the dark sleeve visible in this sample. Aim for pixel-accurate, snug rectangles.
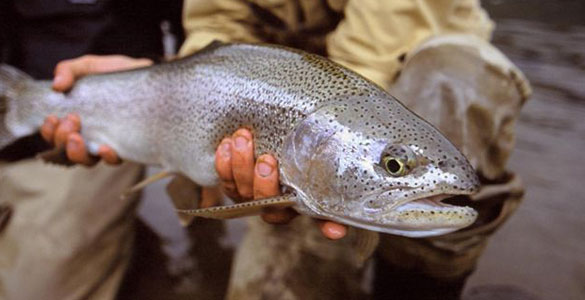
[0,0,16,64]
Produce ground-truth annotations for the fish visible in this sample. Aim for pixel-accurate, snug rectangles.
[0,42,480,237]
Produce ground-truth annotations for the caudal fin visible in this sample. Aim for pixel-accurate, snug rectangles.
[0,64,33,149]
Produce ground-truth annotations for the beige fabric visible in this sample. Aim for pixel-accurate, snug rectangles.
[0,160,142,300]
[220,35,530,298]
[327,0,494,88]
[377,174,524,279]
[0,1,527,299]
[181,0,493,86]
[178,0,530,298]
[391,34,530,180]
[376,34,530,279]
[227,217,370,300]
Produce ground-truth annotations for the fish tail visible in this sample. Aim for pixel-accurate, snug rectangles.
[0,64,36,149]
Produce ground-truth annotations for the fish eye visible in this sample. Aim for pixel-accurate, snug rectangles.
[382,155,407,176]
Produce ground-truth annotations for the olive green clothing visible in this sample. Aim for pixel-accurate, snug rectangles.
[0,161,142,300]
[0,0,531,299]
[179,1,531,299]
[181,0,494,88]
[222,35,529,300]
[380,34,528,279]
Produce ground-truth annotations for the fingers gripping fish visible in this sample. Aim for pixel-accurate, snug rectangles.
[0,42,480,237]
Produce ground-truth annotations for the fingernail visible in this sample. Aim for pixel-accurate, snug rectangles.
[67,113,79,123]
[53,75,64,87]
[60,119,72,131]
[220,142,231,157]
[234,136,248,150]
[44,115,53,124]
[257,161,273,177]
[44,120,55,130]
[328,226,346,239]
[68,137,79,150]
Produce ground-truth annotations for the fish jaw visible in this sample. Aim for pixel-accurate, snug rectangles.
[314,191,478,238]
[377,194,477,236]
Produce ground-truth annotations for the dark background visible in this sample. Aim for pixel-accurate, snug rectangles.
[136,2,585,299]
[462,1,585,299]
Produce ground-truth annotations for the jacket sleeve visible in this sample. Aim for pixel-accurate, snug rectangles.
[326,0,494,88]
[179,0,261,57]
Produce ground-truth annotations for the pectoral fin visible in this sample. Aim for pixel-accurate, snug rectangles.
[353,229,379,265]
[166,175,204,226]
[121,170,171,199]
[176,193,297,220]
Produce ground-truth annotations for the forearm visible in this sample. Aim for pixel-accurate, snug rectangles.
[326,0,494,89]
[180,0,261,57]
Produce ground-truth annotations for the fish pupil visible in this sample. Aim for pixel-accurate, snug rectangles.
[386,159,401,173]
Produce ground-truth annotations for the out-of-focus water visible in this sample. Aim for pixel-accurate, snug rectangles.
[464,17,585,300]
[137,4,585,299]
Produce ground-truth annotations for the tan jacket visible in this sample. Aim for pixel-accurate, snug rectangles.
[180,0,494,89]
[179,0,531,284]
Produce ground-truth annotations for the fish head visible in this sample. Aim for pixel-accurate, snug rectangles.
[281,95,480,237]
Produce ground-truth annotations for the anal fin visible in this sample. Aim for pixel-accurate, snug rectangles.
[176,193,297,220]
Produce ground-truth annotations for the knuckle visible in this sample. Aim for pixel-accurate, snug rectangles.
[216,164,233,179]
[137,58,154,66]
[80,54,96,62]
[233,128,253,139]
[221,180,237,191]
[237,187,253,199]
[54,61,71,75]
[54,62,66,71]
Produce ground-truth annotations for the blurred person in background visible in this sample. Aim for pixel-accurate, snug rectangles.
[0,1,186,299]
[32,0,532,299]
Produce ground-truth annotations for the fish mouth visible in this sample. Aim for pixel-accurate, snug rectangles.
[317,192,478,238]
[395,194,476,214]
[387,193,478,231]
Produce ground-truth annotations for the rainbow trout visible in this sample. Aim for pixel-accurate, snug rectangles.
[0,42,479,237]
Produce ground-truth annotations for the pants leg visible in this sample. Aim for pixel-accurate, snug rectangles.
[226,217,371,300]
[224,34,530,300]
[373,35,530,299]
[0,159,142,300]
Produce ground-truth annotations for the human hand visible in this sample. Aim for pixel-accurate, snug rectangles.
[40,55,153,165]
[215,128,347,240]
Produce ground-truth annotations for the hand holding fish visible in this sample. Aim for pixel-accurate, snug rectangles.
[215,128,347,239]
[38,54,348,239]
[41,55,153,165]
[41,113,121,165]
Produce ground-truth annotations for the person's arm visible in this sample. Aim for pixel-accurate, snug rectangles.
[326,0,494,89]
[179,0,261,56]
